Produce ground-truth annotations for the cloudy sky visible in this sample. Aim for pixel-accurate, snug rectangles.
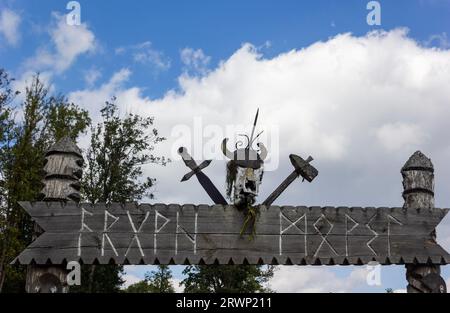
[1,0,450,292]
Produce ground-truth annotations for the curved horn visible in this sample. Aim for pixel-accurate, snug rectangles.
[257,143,268,161]
[221,138,234,160]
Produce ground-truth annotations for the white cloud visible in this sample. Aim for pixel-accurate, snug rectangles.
[84,67,102,87]
[180,47,211,75]
[0,8,21,46]
[121,273,141,289]
[116,41,170,71]
[69,68,131,126]
[425,32,450,49]
[171,278,184,293]
[69,27,450,254]
[24,12,96,74]
[65,27,450,294]
[12,70,54,105]
[375,122,426,152]
[268,266,368,293]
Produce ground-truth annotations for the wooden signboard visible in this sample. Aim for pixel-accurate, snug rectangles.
[14,202,450,266]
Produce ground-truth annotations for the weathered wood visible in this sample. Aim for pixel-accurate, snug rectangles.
[25,136,83,293]
[14,202,450,266]
[262,154,318,207]
[179,147,228,205]
[402,151,446,293]
[40,137,83,202]
[262,172,298,207]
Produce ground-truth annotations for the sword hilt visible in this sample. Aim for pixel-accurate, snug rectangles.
[178,147,212,182]
[178,147,197,169]
[177,147,228,205]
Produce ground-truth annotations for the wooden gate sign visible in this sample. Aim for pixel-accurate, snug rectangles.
[13,202,450,266]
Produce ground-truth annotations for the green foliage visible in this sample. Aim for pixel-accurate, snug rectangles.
[0,69,17,143]
[0,71,272,295]
[73,98,169,293]
[0,73,90,292]
[182,265,274,293]
[125,265,175,293]
[124,280,153,293]
[82,97,169,204]
[240,204,260,240]
[70,265,125,293]
[47,97,91,142]
[145,265,175,293]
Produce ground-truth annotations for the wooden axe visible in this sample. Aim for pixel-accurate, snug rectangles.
[262,154,318,207]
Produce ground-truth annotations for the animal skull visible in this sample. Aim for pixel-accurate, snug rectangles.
[223,138,267,208]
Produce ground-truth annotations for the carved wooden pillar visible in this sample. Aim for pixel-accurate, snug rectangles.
[25,137,83,293]
[402,151,447,293]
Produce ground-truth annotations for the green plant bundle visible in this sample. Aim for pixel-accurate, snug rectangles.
[240,204,260,241]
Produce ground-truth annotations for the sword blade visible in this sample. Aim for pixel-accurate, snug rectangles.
[195,171,228,205]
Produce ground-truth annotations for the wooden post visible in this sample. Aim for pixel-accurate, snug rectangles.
[25,137,83,293]
[402,151,447,293]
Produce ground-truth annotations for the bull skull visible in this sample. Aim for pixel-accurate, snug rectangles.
[222,110,267,208]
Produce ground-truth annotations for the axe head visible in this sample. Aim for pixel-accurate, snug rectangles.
[289,154,319,183]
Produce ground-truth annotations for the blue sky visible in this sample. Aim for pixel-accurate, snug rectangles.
[1,0,450,292]
[3,0,450,96]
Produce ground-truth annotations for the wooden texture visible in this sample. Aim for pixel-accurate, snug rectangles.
[26,136,83,293]
[179,147,228,205]
[289,154,318,183]
[262,171,298,207]
[14,202,450,266]
[263,154,318,206]
[402,151,445,293]
[40,137,83,202]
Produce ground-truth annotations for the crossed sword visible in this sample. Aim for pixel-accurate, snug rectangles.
[178,147,319,207]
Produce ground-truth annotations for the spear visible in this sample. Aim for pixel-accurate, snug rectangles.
[249,108,259,145]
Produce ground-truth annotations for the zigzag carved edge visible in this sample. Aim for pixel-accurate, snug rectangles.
[14,255,450,266]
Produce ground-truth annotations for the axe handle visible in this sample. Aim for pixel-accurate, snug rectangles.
[262,171,298,207]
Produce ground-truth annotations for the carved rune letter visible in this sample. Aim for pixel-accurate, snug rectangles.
[102,210,119,256]
[279,211,307,256]
[154,210,170,254]
[313,214,338,257]
[175,211,198,255]
[126,211,150,257]
[78,207,93,256]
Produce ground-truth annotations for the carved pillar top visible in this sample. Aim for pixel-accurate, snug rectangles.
[27,137,84,293]
[401,151,434,209]
[40,137,84,203]
[402,151,445,293]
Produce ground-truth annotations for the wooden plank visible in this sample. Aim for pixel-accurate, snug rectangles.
[14,202,450,265]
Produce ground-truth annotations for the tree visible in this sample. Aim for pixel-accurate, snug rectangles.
[0,74,90,292]
[124,280,154,293]
[0,69,17,142]
[145,265,175,293]
[182,265,274,293]
[125,265,175,293]
[0,69,20,292]
[73,98,169,293]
